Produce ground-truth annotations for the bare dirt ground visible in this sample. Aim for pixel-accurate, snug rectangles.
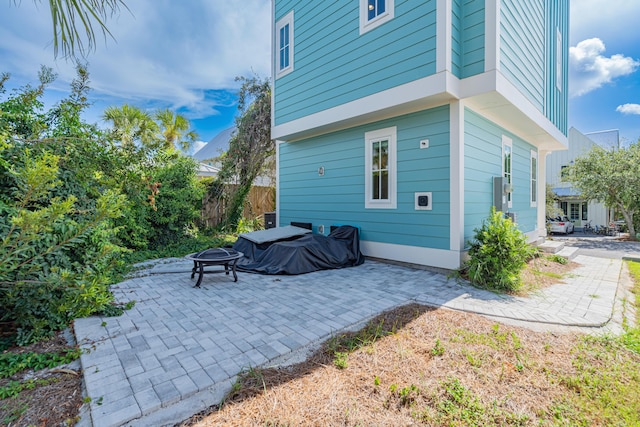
[0,331,83,427]
[0,258,580,426]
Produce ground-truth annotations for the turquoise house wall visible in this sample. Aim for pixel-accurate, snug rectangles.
[274,0,438,126]
[500,0,568,135]
[500,0,545,112]
[452,0,462,77]
[460,0,485,78]
[463,109,538,246]
[279,106,451,250]
[544,0,569,135]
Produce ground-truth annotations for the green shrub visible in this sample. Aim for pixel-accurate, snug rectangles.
[464,207,535,292]
[0,146,126,346]
[145,152,205,249]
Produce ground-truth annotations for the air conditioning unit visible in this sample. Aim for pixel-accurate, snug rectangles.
[506,212,517,224]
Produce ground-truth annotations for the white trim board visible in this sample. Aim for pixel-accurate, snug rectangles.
[436,0,451,73]
[273,69,566,152]
[449,100,465,252]
[360,240,463,270]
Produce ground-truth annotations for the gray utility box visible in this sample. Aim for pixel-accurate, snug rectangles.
[493,176,508,213]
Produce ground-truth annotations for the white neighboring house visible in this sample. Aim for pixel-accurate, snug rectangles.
[546,127,614,230]
[193,126,236,164]
[192,126,273,186]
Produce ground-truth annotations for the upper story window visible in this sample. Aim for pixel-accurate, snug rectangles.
[365,126,397,209]
[502,136,513,208]
[560,165,569,181]
[275,11,294,79]
[360,0,394,35]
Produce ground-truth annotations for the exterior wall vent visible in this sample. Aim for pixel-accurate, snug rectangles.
[414,192,432,210]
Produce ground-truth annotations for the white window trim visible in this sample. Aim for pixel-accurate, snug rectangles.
[530,150,538,208]
[365,126,397,209]
[502,135,513,209]
[275,11,294,79]
[359,0,395,35]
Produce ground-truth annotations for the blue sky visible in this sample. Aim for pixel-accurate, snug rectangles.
[1,1,639,152]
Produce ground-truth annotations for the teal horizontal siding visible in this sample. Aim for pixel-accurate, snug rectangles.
[544,0,569,135]
[500,0,545,111]
[451,0,462,77]
[460,0,485,78]
[464,109,538,246]
[279,106,451,250]
[274,0,438,126]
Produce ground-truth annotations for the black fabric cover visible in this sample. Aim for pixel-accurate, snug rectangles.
[233,225,365,275]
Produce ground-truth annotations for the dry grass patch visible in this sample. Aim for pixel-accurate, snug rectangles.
[519,254,579,294]
[182,303,640,427]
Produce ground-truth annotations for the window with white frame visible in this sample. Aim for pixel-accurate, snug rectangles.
[502,136,513,208]
[365,126,397,209]
[275,11,294,79]
[530,150,538,207]
[360,0,394,34]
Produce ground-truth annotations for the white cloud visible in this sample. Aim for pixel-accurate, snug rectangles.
[570,0,640,44]
[0,0,272,118]
[616,104,640,115]
[569,38,640,97]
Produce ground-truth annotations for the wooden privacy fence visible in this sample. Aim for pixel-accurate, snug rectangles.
[200,185,275,228]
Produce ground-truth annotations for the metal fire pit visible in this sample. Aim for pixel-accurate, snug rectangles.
[185,248,243,287]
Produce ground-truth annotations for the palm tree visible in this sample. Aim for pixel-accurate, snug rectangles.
[103,104,158,147]
[9,1,128,58]
[154,109,198,152]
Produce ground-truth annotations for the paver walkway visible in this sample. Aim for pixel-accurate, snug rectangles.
[74,254,625,427]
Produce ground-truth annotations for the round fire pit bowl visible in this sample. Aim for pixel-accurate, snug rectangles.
[185,248,244,287]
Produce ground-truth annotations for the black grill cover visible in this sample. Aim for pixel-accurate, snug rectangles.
[233,225,365,275]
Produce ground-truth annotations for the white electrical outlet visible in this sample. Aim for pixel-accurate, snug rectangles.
[420,139,429,149]
[318,224,325,234]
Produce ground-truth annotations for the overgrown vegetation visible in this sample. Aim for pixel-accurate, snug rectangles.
[0,349,81,379]
[621,260,640,354]
[464,207,537,292]
[0,66,209,347]
[217,75,273,230]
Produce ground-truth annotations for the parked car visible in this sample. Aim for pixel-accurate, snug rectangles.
[548,216,574,234]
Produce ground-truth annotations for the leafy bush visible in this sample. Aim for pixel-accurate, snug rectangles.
[145,152,205,248]
[0,145,127,345]
[0,66,211,347]
[464,208,535,292]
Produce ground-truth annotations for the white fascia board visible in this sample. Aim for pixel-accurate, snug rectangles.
[272,72,455,142]
[494,73,567,147]
[273,68,567,152]
[459,70,568,150]
[360,240,463,270]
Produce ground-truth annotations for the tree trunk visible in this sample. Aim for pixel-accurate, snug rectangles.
[617,203,636,240]
[225,181,253,230]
